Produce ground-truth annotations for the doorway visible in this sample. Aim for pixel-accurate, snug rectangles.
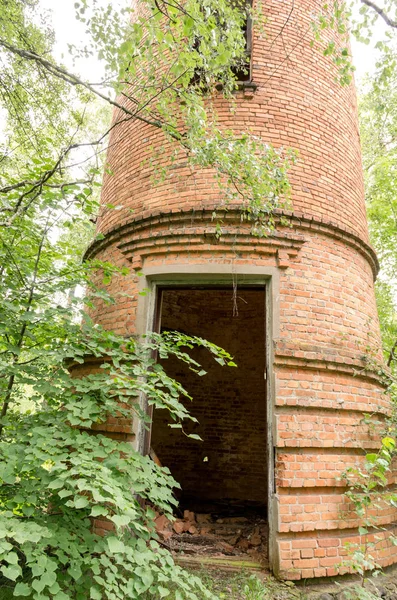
[149,286,268,563]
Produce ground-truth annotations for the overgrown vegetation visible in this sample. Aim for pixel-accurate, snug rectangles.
[337,46,397,593]
[2,0,397,598]
[341,437,397,582]
[0,570,306,600]
[0,1,289,598]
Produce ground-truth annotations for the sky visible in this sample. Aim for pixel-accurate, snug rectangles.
[38,0,131,84]
[38,0,385,85]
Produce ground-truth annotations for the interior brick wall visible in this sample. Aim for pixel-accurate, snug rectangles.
[151,288,267,510]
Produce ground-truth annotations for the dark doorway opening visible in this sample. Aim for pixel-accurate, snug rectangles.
[149,286,268,563]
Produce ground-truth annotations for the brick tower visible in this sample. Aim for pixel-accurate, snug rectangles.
[85,0,397,581]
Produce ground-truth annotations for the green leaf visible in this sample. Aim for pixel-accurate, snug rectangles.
[107,537,125,554]
[14,582,31,597]
[383,436,396,450]
[48,479,64,489]
[41,571,57,587]
[1,564,22,581]
[68,564,82,581]
[110,515,131,528]
[74,496,89,509]
[5,551,19,565]
[54,593,70,600]
[365,453,378,463]
[32,578,46,593]
[90,505,108,517]
[58,489,73,498]
[90,587,102,600]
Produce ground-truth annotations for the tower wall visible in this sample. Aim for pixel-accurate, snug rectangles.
[85,0,397,580]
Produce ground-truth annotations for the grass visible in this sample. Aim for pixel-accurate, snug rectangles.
[195,570,302,600]
[0,571,301,600]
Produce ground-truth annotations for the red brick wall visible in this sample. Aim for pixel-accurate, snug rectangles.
[98,0,366,242]
[83,0,397,581]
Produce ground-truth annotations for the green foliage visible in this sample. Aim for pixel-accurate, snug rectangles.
[360,71,397,282]
[341,436,397,583]
[0,0,295,236]
[349,0,397,83]
[341,23,397,588]
[0,0,95,168]
[375,282,397,367]
[0,2,290,597]
[0,215,232,600]
[311,1,354,85]
[0,146,234,598]
[358,62,397,369]
[310,0,397,86]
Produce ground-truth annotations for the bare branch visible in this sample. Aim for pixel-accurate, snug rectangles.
[387,339,397,367]
[0,37,182,136]
[360,0,397,28]
[0,179,92,196]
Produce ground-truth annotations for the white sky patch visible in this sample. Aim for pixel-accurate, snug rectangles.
[38,0,130,83]
[38,0,107,81]
[351,13,388,84]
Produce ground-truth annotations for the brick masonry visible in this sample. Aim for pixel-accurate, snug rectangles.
[83,0,397,580]
[151,288,267,508]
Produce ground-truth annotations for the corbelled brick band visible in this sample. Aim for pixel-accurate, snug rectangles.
[86,0,397,580]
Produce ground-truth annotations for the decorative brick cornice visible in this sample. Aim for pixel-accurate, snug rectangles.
[84,206,379,278]
[278,209,379,278]
[85,206,305,261]
[273,349,389,388]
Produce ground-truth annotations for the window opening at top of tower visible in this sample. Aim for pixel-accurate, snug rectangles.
[189,0,253,87]
[231,0,253,83]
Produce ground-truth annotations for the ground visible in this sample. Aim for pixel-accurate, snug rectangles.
[0,571,299,600]
[196,570,301,600]
[3,569,397,599]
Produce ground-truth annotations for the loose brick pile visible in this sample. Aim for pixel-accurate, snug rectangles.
[153,510,268,566]
[83,0,397,581]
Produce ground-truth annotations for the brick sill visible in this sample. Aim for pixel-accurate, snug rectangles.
[215,81,258,98]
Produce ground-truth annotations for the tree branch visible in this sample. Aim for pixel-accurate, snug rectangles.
[0,37,181,136]
[360,0,397,28]
[0,113,134,226]
[387,339,397,367]
[0,179,92,196]
[0,211,53,437]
